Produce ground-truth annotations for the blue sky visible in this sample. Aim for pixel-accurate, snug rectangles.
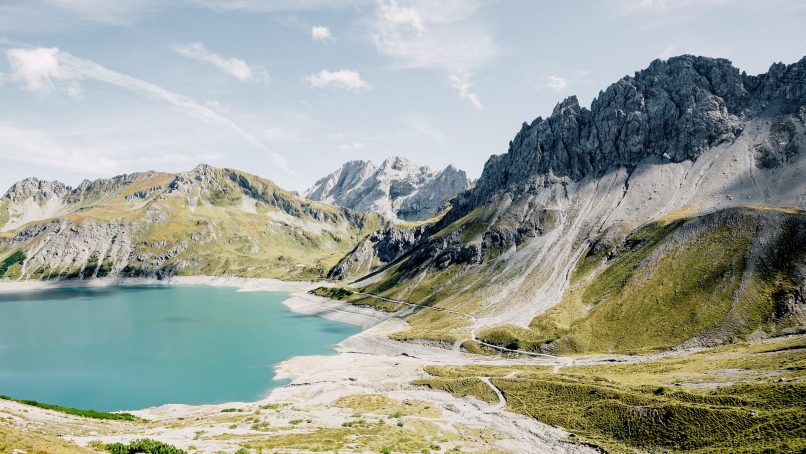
[1,0,804,193]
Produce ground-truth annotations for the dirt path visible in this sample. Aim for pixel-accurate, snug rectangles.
[479,377,506,410]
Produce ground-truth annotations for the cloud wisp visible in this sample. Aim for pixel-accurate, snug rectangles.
[0,122,222,180]
[305,69,368,92]
[175,42,268,82]
[311,25,334,43]
[369,0,496,109]
[4,47,289,172]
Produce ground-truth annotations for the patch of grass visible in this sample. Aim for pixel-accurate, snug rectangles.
[411,377,499,404]
[250,421,271,431]
[0,200,9,229]
[390,310,471,343]
[414,335,806,453]
[311,286,354,299]
[0,250,25,277]
[243,426,434,453]
[0,424,92,453]
[422,365,551,378]
[494,378,805,453]
[0,395,137,421]
[460,340,496,355]
[98,438,186,454]
[333,394,440,418]
[311,286,401,312]
[476,324,547,352]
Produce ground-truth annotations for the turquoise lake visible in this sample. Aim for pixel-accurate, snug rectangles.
[0,285,360,411]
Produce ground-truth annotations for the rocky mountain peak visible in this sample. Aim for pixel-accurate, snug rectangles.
[305,156,470,222]
[379,156,421,173]
[3,177,70,203]
[468,55,806,207]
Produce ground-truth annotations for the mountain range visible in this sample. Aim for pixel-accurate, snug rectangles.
[0,165,384,281]
[1,55,804,355]
[328,55,806,353]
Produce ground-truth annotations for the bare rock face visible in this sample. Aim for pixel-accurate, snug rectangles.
[469,55,806,207]
[304,156,470,222]
[3,178,70,203]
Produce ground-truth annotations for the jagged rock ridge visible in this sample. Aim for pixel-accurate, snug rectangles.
[470,55,806,206]
[304,156,470,222]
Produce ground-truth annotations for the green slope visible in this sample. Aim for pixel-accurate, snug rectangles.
[481,207,806,354]
[414,334,806,453]
[0,166,385,281]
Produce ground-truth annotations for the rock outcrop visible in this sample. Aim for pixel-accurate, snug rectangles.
[304,156,470,222]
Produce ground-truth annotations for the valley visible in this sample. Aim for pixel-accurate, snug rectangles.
[1,54,804,453]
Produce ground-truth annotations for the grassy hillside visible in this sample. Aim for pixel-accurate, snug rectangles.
[0,165,385,281]
[330,205,805,354]
[470,207,806,354]
[414,334,806,453]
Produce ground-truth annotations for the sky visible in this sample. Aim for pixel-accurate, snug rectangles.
[0,0,804,193]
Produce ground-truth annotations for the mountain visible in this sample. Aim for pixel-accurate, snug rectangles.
[0,164,384,281]
[328,55,806,352]
[303,156,471,222]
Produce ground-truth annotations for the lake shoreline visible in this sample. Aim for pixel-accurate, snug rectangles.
[0,276,591,453]
[0,276,384,328]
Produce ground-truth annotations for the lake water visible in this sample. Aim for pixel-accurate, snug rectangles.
[0,285,360,411]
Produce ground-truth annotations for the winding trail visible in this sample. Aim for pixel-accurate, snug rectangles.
[479,377,506,410]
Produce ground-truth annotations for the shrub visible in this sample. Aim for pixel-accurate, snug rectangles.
[102,438,186,454]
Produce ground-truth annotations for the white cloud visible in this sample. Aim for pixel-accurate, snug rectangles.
[311,25,334,43]
[0,123,219,178]
[305,69,368,92]
[6,47,63,91]
[369,0,496,109]
[449,73,481,110]
[4,47,289,173]
[175,42,266,82]
[546,75,568,91]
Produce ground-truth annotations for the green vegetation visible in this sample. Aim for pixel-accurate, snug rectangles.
[414,335,806,453]
[96,438,186,454]
[476,207,806,354]
[0,424,93,453]
[411,377,499,404]
[460,340,496,355]
[0,250,24,277]
[0,166,385,281]
[242,426,434,453]
[333,394,441,418]
[0,395,137,421]
[310,286,401,312]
